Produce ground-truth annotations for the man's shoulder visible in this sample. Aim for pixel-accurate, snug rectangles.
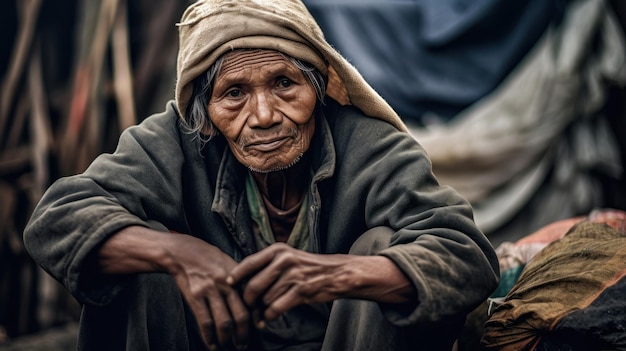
[121,100,183,142]
[116,100,185,152]
[137,100,181,131]
[323,98,397,133]
[322,99,402,146]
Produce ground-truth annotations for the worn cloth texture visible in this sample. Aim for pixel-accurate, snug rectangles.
[481,219,626,350]
[492,209,626,298]
[175,0,407,132]
[457,209,626,351]
[23,99,499,349]
[409,0,626,235]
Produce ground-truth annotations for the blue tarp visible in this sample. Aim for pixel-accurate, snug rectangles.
[303,0,567,124]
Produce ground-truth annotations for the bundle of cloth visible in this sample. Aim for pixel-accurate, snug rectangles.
[479,209,626,350]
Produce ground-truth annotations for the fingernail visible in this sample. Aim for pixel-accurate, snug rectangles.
[226,276,234,285]
[257,320,266,329]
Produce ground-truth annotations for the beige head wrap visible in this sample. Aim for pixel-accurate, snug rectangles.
[175,0,407,132]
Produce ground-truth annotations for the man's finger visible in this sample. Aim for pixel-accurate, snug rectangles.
[224,289,251,350]
[229,244,292,286]
[240,261,286,306]
[252,306,266,330]
[227,249,274,285]
[190,299,216,350]
[207,289,234,347]
[263,286,303,321]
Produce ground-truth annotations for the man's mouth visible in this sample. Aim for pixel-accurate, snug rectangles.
[246,137,290,152]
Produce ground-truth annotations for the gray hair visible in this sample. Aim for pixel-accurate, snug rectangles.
[182,51,327,145]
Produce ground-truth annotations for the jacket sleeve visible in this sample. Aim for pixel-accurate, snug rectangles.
[332,107,500,326]
[23,102,186,305]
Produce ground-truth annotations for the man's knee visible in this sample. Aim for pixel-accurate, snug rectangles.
[78,273,191,351]
[349,226,394,255]
[82,273,182,324]
[131,272,180,300]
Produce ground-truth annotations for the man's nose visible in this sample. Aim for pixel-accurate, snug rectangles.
[250,91,280,128]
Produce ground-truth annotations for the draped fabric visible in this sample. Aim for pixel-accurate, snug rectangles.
[409,0,626,234]
[304,0,563,123]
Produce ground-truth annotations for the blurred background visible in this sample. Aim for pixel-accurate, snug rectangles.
[1,0,625,349]
[1,1,194,348]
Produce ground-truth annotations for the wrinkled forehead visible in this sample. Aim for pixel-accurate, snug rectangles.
[219,49,295,74]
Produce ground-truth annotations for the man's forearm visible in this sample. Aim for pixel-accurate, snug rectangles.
[97,225,173,274]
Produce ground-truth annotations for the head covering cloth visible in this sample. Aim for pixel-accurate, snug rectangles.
[175,0,407,132]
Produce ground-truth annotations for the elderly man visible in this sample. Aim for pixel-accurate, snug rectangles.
[24,0,498,350]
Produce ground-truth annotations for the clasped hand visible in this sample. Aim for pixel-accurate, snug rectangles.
[171,239,350,351]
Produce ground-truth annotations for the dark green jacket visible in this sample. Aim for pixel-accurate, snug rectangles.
[24,99,498,326]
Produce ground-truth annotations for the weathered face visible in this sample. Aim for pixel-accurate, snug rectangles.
[208,50,317,173]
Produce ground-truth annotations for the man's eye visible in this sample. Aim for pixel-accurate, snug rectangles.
[227,89,242,97]
[278,78,292,88]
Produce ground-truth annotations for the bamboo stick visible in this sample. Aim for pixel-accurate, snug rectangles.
[0,183,15,256]
[61,0,120,174]
[79,0,120,172]
[28,40,52,202]
[112,3,136,131]
[5,95,29,149]
[0,0,41,148]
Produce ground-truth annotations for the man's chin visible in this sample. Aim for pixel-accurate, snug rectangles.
[247,153,303,174]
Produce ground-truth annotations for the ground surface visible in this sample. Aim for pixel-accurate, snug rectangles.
[0,323,77,351]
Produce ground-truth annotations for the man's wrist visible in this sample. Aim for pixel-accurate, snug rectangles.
[345,255,415,303]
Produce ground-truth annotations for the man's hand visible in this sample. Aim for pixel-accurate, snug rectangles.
[164,234,250,350]
[97,226,250,351]
[227,243,351,327]
[227,243,415,327]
